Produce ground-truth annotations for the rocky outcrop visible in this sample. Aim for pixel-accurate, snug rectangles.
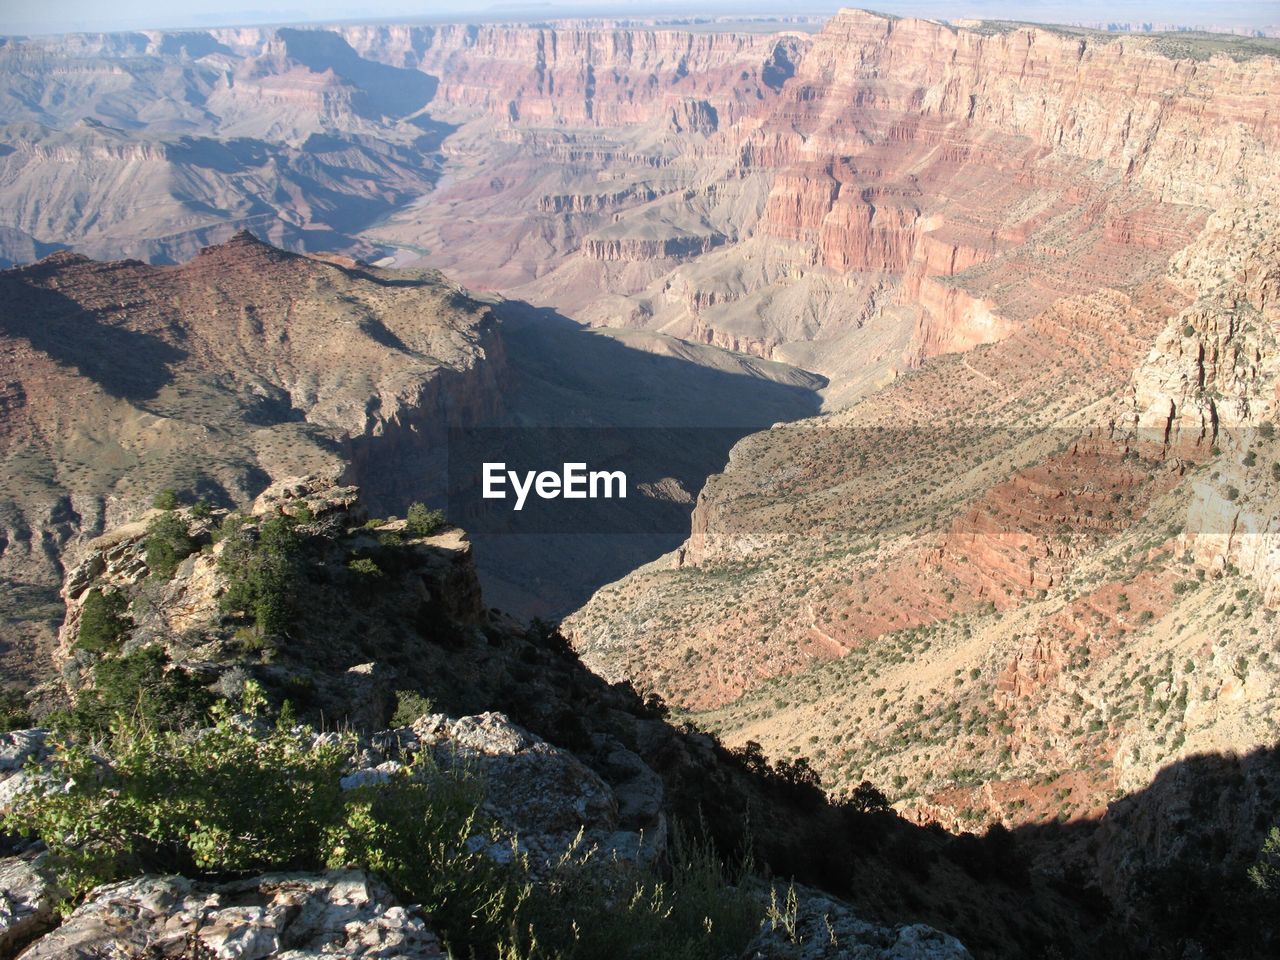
[0,238,506,683]
[0,729,50,814]
[16,871,443,960]
[344,710,666,869]
[667,98,719,136]
[537,185,659,214]
[0,856,54,956]
[51,476,488,717]
[582,233,723,262]
[1126,203,1280,452]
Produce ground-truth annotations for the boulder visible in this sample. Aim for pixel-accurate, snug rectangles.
[0,856,54,957]
[410,712,656,866]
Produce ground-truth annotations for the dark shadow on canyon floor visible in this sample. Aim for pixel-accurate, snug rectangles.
[698,734,1280,959]
[438,613,1280,960]
[355,298,826,618]
[468,300,825,618]
[995,741,1280,959]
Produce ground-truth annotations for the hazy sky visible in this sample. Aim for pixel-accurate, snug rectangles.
[2,0,1276,36]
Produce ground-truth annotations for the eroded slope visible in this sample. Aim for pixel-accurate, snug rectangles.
[0,233,503,680]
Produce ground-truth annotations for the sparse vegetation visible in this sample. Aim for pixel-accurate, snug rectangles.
[406,502,445,537]
[391,688,434,726]
[1251,827,1280,895]
[348,556,384,578]
[0,689,31,732]
[152,488,180,510]
[50,646,213,739]
[10,684,764,960]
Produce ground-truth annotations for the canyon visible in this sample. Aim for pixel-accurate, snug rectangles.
[1,7,1280,957]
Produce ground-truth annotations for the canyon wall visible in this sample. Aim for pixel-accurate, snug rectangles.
[682,9,1276,369]
[340,22,805,127]
[392,9,1277,379]
[564,14,1280,881]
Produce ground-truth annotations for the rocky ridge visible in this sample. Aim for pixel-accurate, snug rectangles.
[0,477,1002,959]
[16,872,444,960]
[0,235,504,683]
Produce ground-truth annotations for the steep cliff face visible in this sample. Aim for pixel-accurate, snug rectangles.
[378,9,1276,384]
[796,12,1278,208]
[1127,203,1280,449]
[722,9,1274,368]
[1125,203,1280,606]
[341,23,803,127]
[0,235,506,683]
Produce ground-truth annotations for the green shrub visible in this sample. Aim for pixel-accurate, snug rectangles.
[219,515,301,636]
[9,685,514,952]
[9,688,348,899]
[0,689,31,732]
[14,689,765,960]
[348,557,383,578]
[326,759,515,954]
[507,821,760,960]
[152,489,180,510]
[52,646,213,738]
[406,502,445,538]
[75,588,131,653]
[391,689,434,727]
[145,511,196,579]
[843,780,890,813]
[1250,827,1280,894]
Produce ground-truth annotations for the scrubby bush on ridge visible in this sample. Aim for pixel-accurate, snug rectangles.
[7,683,765,960]
[218,513,302,636]
[406,501,446,537]
[144,510,196,579]
[50,646,213,739]
[74,587,131,653]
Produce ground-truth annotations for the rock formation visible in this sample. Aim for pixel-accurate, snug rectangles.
[17,872,444,960]
[0,237,504,683]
